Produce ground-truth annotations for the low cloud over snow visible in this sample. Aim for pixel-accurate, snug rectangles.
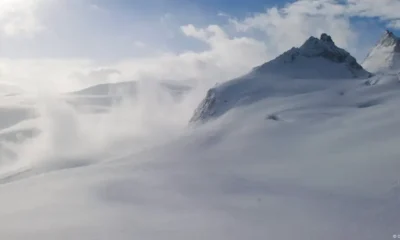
[0,1,399,239]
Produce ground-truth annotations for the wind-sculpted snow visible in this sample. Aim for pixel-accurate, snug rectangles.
[0,73,399,240]
[0,33,399,240]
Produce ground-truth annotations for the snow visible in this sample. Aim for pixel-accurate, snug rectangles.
[0,33,399,240]
[191,34,371,123]
[254,33,371,79]
[363,31,400,73]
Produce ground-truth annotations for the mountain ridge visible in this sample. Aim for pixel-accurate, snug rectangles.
[190,33,371,123]
[253,33,371,79]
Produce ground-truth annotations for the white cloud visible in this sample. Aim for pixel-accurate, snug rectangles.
[70,68,121,85]
[0,23,268,93]
[217,12,230,18]
[180,24,268,75]
[0,0,396,94]
[229,0,357,55]
[0,58,93,92]
[388,20,400,29]
[0,0,49,37]
[181,24,212,41]
[109,28,268,91]
[345,0,400,28]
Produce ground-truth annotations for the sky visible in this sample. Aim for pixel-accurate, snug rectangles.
[0,0,399,92]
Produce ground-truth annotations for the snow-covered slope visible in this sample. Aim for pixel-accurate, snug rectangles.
[0,73,400,240]
[0,33,399,240]
[191,33,371,123]
[363,30,400,73]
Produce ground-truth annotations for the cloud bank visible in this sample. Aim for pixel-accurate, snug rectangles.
[0,0,50,37]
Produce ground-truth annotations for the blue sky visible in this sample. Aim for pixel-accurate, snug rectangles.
[0,0,399,92]
[86,0,397,59]
[94,0,289,14]
[0,0,397,60]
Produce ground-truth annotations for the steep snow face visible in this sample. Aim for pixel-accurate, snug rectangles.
[191,34,371,123]
[363,31,400,73]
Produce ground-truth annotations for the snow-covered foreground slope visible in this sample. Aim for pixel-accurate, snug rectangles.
[0,72,399,239]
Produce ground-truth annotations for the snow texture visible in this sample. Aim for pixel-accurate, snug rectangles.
[0,32,398,240]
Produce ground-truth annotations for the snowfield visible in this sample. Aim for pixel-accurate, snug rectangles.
[0,33,399,240]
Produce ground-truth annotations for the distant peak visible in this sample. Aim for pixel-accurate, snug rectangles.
[379,30,399,47]
[302,33,335,47]
[252,32,370,79]
[385,29,397,38]
[362,30,400,73]
[299,33,349,61]
[301,33,338,51]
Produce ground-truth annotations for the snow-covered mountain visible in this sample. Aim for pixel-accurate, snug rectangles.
[255,33,371,79]
[2,32,400,240]
[191,33,371,123]
[363,30,400,73]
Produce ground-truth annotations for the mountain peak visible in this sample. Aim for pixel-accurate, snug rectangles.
[379,30,399,47]
[320,33,334,44]
[254,33,370,79]
[299,33,349,61]
[190,33,371,123]
[362,30,400,73]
